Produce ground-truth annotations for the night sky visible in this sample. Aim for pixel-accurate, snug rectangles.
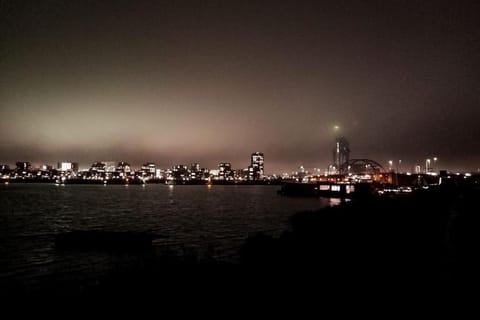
[1,0,479,173]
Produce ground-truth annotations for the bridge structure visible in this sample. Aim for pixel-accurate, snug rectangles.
[340,159,387,175]
[338,158,394,184]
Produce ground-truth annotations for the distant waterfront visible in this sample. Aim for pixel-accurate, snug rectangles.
[0,184,334,294]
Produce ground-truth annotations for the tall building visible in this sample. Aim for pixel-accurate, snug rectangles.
[141,163,156,179]
[172,165,188,181]
[116,162,131,174]
[57,162,79,173]
[297,165,306,180]
[250,152,264,180]
[190,163,200,172]
[189,163,201,180]
[218,162,233,180]
[332,137,350,174]
[16,162,31,175]
[115,162,131,178]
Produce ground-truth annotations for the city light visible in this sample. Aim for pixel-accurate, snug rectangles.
[0,148,471,189]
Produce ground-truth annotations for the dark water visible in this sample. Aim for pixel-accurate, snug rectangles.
[0,183,335,292]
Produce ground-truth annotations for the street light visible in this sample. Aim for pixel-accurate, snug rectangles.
[433,157,438,172]
[426,159,431,173]
[388,160,393,171]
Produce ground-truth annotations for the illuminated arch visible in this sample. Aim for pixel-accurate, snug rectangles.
[341,159,386,174]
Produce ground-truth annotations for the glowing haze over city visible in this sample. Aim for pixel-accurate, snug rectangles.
[1,0,479,173]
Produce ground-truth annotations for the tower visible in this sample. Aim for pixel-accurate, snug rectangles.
[250,152,264,180]
[332,137,350,174]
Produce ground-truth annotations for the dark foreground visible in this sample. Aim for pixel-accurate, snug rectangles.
[2,183,479,297]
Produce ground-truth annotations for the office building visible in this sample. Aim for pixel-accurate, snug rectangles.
[250,152,264,180]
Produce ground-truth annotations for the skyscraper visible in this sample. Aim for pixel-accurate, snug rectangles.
[250,152,264,180]
[332,137,350,174]
[218,162,233,180]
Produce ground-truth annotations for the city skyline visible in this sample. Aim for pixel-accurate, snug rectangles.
[1,1,479,173]
[0,151,464,175]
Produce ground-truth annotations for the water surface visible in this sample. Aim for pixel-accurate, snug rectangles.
[0,183,334,292]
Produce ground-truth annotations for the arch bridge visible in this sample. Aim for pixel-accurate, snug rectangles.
[340,159,386,175]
